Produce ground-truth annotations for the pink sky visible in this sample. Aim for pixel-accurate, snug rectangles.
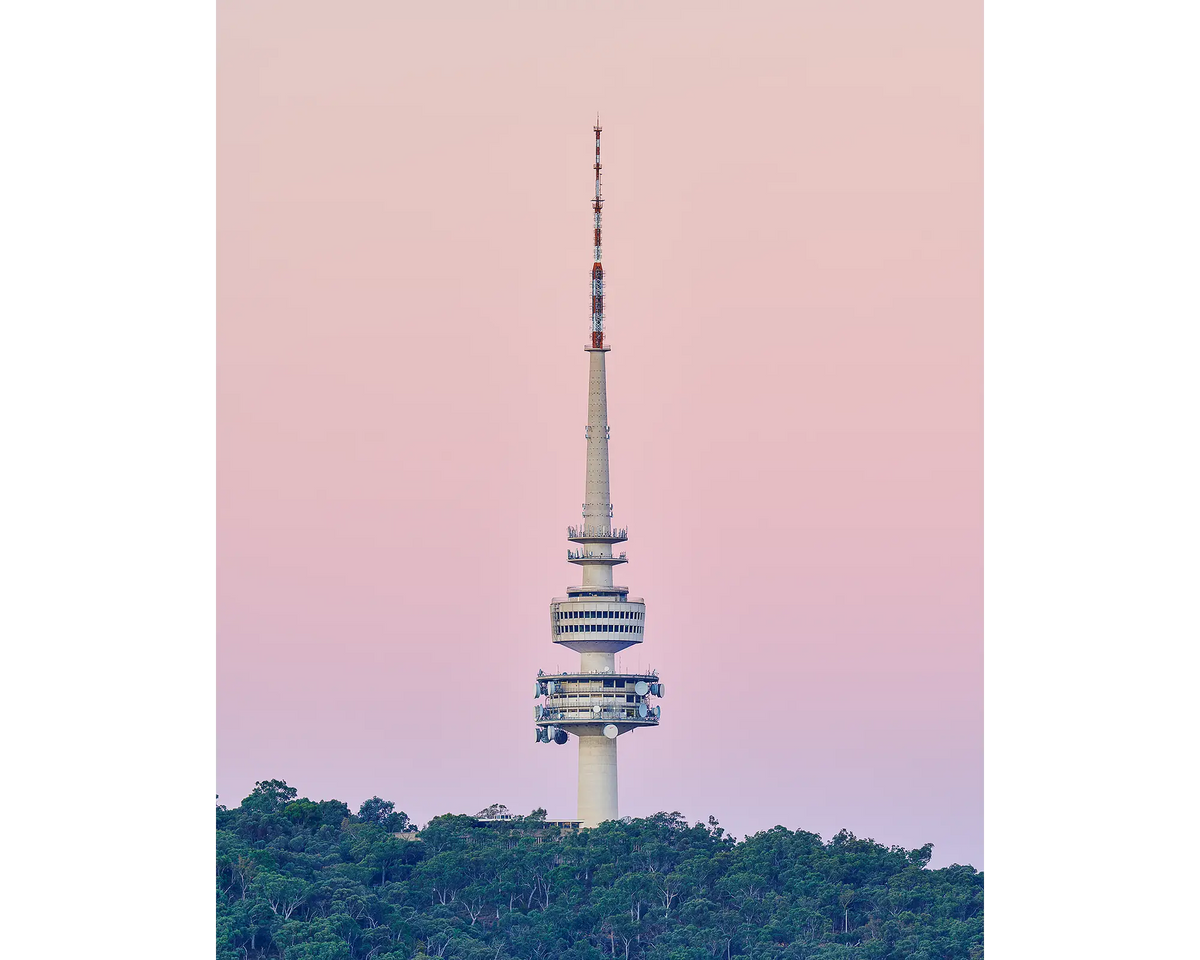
[218,1,981,866]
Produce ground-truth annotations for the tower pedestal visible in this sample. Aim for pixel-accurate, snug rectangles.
[577,734,618,827]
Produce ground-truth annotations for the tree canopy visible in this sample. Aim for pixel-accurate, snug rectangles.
[217,781,982,959]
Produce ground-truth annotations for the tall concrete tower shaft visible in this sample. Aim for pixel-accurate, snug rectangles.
[534,124,663,828]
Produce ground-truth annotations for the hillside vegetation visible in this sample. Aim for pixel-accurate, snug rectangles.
[216,780,982,960]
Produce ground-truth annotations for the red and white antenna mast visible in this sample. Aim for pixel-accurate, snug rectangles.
[591,119,605,348]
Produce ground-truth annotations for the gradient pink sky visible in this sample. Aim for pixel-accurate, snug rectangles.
[218,1,981,866]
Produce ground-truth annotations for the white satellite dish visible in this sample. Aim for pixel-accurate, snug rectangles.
[637,702,648,719]
[603,724,619,739]
[592,704,602,716]
[634,680,649,696]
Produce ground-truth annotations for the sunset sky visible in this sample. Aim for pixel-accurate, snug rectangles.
[218,0,981,867]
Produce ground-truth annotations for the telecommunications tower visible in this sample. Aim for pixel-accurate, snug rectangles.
[533,122,663,827]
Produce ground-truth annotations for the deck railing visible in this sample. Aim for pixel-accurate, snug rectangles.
[567,526,628,540]
[538,706,660,723]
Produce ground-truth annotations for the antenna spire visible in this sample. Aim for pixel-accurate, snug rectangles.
[591,121,605,348]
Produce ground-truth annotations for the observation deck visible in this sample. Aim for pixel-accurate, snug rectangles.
[538,705,660,726]
[567,525,628,544]
[533,671,663,742]
[567,549,628,565]
[561,585,637,599]
[549,597,645,650]
[535,669,661,684]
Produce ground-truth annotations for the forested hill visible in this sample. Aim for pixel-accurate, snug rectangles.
[216,780,983,960]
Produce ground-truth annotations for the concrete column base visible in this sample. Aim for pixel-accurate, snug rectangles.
[577,734,618,827]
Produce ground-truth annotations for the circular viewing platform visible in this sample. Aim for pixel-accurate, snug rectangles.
[567,549,627,565]
[533,671,664,738]
[559,586,638,599]
[538,709,659,727]
[550,598,645,647]
[567,525,628,544]
[536,670,660,684]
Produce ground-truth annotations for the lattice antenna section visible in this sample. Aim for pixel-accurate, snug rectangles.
[591,119,605,348]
